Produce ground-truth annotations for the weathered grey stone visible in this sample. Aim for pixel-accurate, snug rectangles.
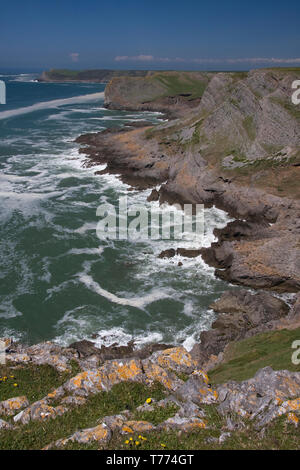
[0,418,14,430]
[60,396,87,407]
[120,420,155,434]
[68,423,111,445]
[45,386,65,402]
[142,359,183,391]
[100,358,145,386]
[13,401,68,424]
[199,289,289,358]
[149,346,197,375]
[217,367,300,427]
[0,396,29,416]
[175,375,218,405]
[100,414,126,431]
[63,369,109,397]
[219,432,231,443]
[160,415,207,432]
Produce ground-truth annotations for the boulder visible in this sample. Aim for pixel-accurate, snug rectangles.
[158,249,176,259]
[142,359,183,391]
[0,396,29,416]
[176,248,202,258]
[199,289,289,358]
[63,369,109,397]
[14,401,68,425]
[149,346,197,374]
[217,367,300,427]
[120,420,155,434]
[160,416,206,432]
[0,418,13,430]
[175,375,218,405]
[147,189,160,202]
[100,358,144,387]
[67,423,111,445]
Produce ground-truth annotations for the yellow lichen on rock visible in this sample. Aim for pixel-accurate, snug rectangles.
[154,347,197,374]
[287,412,299,427]
[142,360,183,391]
[102,359,144,386]
[121,420,155,434]
[0,396,29,416]
[69,424,111,445]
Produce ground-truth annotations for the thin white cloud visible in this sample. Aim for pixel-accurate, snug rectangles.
[114,55,300,65]
[115,55,154,62]
[70,52,79,62]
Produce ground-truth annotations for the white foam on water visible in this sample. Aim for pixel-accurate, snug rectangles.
[79,272,171,309]
[74,222,97,234]
[0,83,233,348]
[67,247,104,256]
[93,328,163,348]
[0,300,23,319]
[0,92,104,120]
[45,280,77,300]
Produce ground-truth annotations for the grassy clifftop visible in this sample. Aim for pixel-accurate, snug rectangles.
[39,68,151,82]
[104,71,212,115]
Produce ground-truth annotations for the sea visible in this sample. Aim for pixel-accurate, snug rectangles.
[0,72,231,351]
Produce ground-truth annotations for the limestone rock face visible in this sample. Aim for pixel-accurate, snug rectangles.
[60,396,87,407]
[100,358,144,386]
[14,401,68,425]
[46,386,65,402]
[149,346,197,375]
[160,415,206,432]
[5,341,77,372]
[67,423,111,445]
[199,289,289,358]
[217,367,300,427]
[101,414,127,431]
[175,375,219,405]
[142,359,183,391]
[291,293,300,317]
[0,396,29,416]
[120,420,155,434]
[0,418,14,430]
[63,369,109,396]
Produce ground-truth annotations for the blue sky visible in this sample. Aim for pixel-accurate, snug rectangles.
[1,0,300,71]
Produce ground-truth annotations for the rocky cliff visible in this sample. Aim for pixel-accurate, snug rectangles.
[77,67,300,293]
[3,67,298,450]
[38,68,151,83]
[1,320,300,450]
[104,71,211,117]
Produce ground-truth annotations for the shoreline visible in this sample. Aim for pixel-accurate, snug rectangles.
[73,102,299,364]
[1,73,300,449]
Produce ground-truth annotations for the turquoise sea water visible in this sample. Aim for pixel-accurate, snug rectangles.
[0,73,230,350]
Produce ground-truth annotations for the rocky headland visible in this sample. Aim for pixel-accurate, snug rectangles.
[1,67,299,450]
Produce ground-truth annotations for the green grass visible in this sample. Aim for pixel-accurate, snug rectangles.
[132,403,179,426]
[0,380,166,450]
[154,73,208,99]
[242,116,256,141]
[2,332,300,450]
[0,360,79,404]
[209,328,300,385]
[270,96,300,120]
[265,67,300,73]
[63,409,300,450]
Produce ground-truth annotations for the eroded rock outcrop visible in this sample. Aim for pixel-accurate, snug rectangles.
[196,289,289,362]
